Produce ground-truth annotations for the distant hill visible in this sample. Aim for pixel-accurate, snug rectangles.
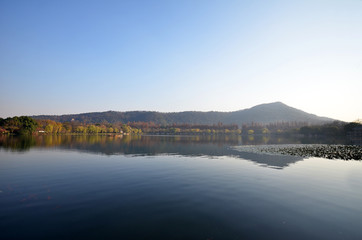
[31,102,335,125]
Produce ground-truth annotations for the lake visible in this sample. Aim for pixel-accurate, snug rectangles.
[1,135,361,239]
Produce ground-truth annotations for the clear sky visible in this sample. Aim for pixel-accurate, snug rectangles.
[0,0,361,122]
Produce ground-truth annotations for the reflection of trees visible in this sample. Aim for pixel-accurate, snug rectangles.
[0,135,312,168]
[0,135,37,151]
[0,134,308,153]
[0,134,340,155]
[0,135,240,152]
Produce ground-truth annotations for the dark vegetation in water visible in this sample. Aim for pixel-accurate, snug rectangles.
[235,144,362,160]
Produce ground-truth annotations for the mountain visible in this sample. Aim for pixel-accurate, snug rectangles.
[31,102,335,125]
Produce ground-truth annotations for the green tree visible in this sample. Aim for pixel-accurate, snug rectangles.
[18,116,38,135]
[76,126,87,134]
[121,124,131,134]
[45,124,54,133]
[87,125,97,134]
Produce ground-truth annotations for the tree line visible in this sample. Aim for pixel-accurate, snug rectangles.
[0,117,243,135]
[128,122,241,134]
[0,117,142,135]
[1,116,361,139]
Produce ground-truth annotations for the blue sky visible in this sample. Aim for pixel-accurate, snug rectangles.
[1,0,361,122]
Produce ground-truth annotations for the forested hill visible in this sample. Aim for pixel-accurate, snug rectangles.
[31,102,334,125]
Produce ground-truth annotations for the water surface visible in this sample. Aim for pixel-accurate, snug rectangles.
[0,135,361,239]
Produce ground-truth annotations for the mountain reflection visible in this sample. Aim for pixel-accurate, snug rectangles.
[0,135,304,168]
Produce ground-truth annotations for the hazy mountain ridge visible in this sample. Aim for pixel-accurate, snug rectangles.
[31,102,335,125]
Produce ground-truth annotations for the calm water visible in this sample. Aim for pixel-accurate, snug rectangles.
[0,135,361,239]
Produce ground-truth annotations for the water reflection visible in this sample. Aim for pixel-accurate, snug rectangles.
[1,136,360,240]
[0,135,308,169]
[0,134,304,151]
